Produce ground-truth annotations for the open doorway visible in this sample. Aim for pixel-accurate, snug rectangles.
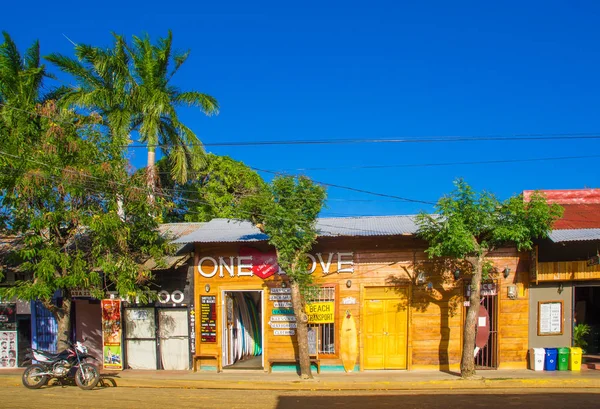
[222,291,263,370]
[574,285,600,354]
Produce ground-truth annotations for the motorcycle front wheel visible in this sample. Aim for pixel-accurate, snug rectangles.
[74,363,100,390]
[22,364,49,389]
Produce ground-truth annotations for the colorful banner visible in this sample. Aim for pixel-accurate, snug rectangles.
[0,304,16,331]
[0,331,17,369]
[101,300,123,370]
[306,302,335,324]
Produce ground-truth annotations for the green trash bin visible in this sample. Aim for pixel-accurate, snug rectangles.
[558,347,570,370]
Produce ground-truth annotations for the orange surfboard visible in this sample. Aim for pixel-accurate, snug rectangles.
[340,312,358,372]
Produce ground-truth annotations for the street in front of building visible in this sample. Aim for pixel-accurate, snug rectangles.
[0,385,599,409]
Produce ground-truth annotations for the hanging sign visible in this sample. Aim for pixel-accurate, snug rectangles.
[270,315,296,322]
[274,330,295,336]
[71,288,92,298]
[269,295,292,301]
[101,299,123,370]
[200,296,217,343]
[306,302,335,324]
[272,308,294,315]
[269,322,297,329]
[273,301,293,308]
[270,288,291,294]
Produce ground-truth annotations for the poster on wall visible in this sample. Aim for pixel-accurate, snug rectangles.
[0,331,17,369]
[538,300,563,336]
[0,303,16,331]
[101,299,123,370]
[0,303,17,369]
[200,296,216,343]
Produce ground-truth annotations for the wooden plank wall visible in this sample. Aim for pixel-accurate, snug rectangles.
[537,261,600,282]
[496,249,530,368]
[193,238,529,371]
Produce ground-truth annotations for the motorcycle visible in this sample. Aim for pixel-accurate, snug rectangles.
[21,338,100,390]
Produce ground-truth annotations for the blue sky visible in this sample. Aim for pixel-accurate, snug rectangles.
[4,1,600,217]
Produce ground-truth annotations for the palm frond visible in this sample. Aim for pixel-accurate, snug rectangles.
[173,91,219,115]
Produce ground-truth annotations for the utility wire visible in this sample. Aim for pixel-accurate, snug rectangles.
[3,102,600,148]
[274,154,600,172]
[0,151,403,234]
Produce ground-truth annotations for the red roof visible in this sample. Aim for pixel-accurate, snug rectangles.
[523,189,600,230]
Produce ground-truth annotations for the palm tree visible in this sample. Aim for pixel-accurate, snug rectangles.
[0,32,51,141]
[47,31,219,197]
[128,30,219,193]
[45,34,133,147]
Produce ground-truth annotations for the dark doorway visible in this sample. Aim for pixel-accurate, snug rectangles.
[574,285,600,354]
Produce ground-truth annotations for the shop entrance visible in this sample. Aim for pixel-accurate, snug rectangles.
[363,287,408,370]
[124,307,190,370]
[574,285,600,354]
[222,291,263,370]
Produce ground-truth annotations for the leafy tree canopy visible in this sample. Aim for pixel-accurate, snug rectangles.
[156,153,268,223]
[0,101,170,341]
[417,178,563,260]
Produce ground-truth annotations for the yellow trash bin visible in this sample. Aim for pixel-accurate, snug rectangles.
[569,347,582,371]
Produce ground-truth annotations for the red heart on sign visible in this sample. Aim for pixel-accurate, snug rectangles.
[239,247,279,279]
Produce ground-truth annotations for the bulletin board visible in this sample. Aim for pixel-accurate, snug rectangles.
[538,300,563,336]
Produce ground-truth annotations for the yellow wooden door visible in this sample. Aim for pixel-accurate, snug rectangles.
[364,299,385,369]
[364,287,408,370]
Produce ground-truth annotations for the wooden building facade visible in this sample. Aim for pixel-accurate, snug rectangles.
[183,218,531,372]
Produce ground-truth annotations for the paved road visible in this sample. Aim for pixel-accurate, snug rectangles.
[2,384,599,409]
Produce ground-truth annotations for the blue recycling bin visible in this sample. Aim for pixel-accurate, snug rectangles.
[545,348,558,371]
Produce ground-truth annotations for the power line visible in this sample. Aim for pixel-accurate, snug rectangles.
[3,101,600,149]
[125,133,600,148]
[252,166,435,205]
[275,154,600,172]
[0,150,399,234]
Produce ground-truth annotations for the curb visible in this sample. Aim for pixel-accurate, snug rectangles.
[1,375,600,391]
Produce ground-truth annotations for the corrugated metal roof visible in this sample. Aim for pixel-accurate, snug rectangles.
[173,216,420,244]
[524,189,600,204]
[317,215,418,237]
[549,228,600,243]
[159,223,206,239]
[551,204,600,230]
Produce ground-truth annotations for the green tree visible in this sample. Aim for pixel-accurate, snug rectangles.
[416,179,562,378]
[158,153,268,222]
[0,102,169,348]
[245,176,326,379]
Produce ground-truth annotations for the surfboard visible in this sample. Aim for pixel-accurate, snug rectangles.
[340,312,358,372]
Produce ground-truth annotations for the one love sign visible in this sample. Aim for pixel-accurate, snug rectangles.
[239,247,280,279]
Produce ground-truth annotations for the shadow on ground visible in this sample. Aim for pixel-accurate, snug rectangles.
[276,392,600,409]
[42,373,118,389]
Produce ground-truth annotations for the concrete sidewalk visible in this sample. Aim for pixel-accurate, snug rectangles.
[2,367,600,391]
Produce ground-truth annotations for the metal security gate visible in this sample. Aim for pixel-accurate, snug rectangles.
[475,283,498,369]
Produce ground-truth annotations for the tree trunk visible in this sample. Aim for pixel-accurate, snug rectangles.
[290,281,313,379]
[147,146,156,204]
[460,254,484,378]
[43,297,72,351]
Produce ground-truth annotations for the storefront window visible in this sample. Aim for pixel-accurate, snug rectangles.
[308,286,335,355]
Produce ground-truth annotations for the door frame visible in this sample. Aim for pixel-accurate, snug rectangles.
[360,285,410,370]
[220,288,264,369]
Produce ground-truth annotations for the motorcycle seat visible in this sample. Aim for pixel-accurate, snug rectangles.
[31,349,64,360]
